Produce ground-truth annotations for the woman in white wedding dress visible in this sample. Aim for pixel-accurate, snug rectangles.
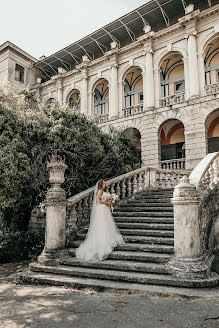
[75,180,125,262]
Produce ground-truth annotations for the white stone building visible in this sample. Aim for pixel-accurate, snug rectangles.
[0,41,38,91]
[3,0,219,171]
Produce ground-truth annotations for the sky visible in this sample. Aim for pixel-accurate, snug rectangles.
[1,0,148,59]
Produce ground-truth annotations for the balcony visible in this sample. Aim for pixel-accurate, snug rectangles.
[160,92,185,107]
[160,158,186,170]
[205,82,219,96]
[123,104,144,117]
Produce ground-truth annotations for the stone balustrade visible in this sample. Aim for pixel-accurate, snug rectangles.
[159,92,185,107]
[189,152,219,195]
[205,82,219,96]
[66,167,190,245]
[168,151,219,280]
[122,104,144,117]
[160,158,185,170]
[96,113,109,124]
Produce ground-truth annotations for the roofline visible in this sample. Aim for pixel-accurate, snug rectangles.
[34,0,158,65]
[0,41,38,63]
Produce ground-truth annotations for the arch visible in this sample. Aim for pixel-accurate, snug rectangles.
[93,78,109,116]
[122,66,143,108]
[159,51,185,98]
[203,35,219,86]
[205,109,219,153]
[122,127,142,168]
[63,84,81,104]
[45,97,58,107]
[158,119,185,169]
[67,88,81,111]
[155,47,188,69]
[120,62,145,83]
[200,31,219,57]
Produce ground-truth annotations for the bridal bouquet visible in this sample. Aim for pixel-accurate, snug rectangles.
[102,192,119,204]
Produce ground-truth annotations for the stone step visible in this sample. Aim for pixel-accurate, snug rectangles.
[83,222,174,231]
[114,207,173,212]
[28,263,219,288]
[114,217,174,224]
[33,259,168,274]
[123,235,174,245]
[119,229,174,237]
[119,203,173,207]
[68,249,171,263]
[78,229,174,238]
[76,234,174,245]
[128,199,171,203]
[71,241,174,254]
[115,222,174,230]
[113,212,173,217]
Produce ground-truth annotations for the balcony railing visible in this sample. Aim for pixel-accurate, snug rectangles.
[160,158,186,170]
[96,113,109,124]
[122,104,143,117]
[205,82,219,96]
[160,92,185,107]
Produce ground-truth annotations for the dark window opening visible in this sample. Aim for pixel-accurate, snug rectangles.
[15,64,25,83]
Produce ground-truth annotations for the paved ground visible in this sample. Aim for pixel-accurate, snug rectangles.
[0,263,219,328]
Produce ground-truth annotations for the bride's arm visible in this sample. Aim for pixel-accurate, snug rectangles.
[97,190,112,205]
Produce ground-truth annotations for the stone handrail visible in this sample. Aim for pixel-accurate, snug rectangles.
[189,152,219,194]
[66,166,190,245]
[159,92,185,107]
[205,82,219,96]
[161,158,185,170]
[122,104,144,117]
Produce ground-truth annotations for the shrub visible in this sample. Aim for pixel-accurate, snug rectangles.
[0,85,140,231]
[0,230,44,263]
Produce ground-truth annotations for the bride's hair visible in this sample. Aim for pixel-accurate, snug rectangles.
[98,180,105,190]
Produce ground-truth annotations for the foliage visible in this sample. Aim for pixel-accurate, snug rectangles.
[0,230,44,263]
[0,84,140,231]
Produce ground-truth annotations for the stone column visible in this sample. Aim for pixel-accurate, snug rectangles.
[110,64,119,119]
[145,51,155,109]
[168,176,214,279]
[56,79,63,107]
[38,156,67,265]
[187,33,199,98]
[81,73,88,115]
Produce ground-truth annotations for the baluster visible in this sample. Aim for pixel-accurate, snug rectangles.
[133,175,138,194]
[115,181,121,198]
[83,196,89,222]
[106,185,110,193]
[76,200,83,229]
[156,171,161,188]
[162,172,167,189]
[127,177,132,197]
[111,183,115,194]
[166,173,172,188]
[213,157,219,186]
[121,179,126,199]
[209,164,215,190]
[143,170,149,189]
[138,172,143,192]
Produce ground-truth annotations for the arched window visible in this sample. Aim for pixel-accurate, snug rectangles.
[160,53,185,98]
[93,79,109,116]
[68,89,80,111]
[123,67,143,109]
[204,37,219,86]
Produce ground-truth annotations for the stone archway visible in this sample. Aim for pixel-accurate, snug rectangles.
[159,119,185,169]
[122,127,141,169]
[206,109,219,153]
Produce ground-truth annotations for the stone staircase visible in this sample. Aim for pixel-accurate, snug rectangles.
[22,188,218,290]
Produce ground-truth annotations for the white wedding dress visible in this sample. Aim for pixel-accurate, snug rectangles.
[75,183,125,261]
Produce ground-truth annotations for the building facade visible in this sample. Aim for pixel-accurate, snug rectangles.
[2,1,219,171]
[0,41,38,91]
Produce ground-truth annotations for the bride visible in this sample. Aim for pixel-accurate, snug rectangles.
[75,180,125,261]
